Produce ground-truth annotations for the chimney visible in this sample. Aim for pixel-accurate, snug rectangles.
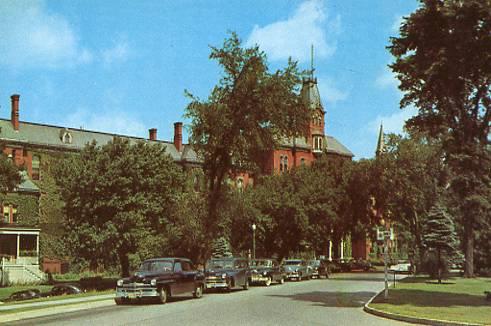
[174,122,183,152]
[11,94,20,131]
[149,128,157,141]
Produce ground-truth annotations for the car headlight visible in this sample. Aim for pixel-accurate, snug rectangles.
[117,279,124,287]
[150,279,157,286]
[263,271,268,276]
[221,273,227,279]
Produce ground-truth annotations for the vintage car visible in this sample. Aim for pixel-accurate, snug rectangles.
[47,284,84,296]
[205,257,249,291]
[249,258,285,286]
[115,257,205,304]
[307,259,329,278]
[3,289,41,302]
[282,259,312,281]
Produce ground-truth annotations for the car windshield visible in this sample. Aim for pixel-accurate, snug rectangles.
[139,260,173,272]
[309,260,320,267]
[207,259,234,269]
[284,260,302,265]
[251,260,272,267]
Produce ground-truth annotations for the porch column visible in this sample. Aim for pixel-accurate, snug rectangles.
[16,234,20,259]
[328,241,332,261]
[340,239,344,259]
[36,234,40,259]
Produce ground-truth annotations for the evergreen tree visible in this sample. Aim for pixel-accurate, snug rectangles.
[422,202,459,283]
[211,236,233,258]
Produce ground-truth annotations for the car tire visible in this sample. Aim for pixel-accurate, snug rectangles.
[265,276,272,287]
[158,287,168,304]
[243,279,249,290]
[193,284,203,299]
[279,277,285,284]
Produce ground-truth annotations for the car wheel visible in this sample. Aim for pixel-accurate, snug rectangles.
[243,279,249,290]
[193,284,203,299]
[264,276,272,287]
[158,287,167,304]
[279,277,285,284]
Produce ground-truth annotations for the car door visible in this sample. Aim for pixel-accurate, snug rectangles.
[272,260,280,281]
[180,260,196,294]
[172,261,186,295]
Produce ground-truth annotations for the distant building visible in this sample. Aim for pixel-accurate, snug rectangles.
[0,69,354,275]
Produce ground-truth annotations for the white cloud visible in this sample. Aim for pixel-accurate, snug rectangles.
[246,0,338,62]
[0,0,93,68]
[102,41,129,65]
[368,106,418,136]
[317,78,348,104]
[376,66,399,89]
[63,108,146,138]
[392,14,404,33]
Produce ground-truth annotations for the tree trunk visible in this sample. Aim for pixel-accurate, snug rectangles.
[464,223,474,278]
[437,248,442,284]
[119,252,130,278]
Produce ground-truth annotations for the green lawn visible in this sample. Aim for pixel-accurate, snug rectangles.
[369,276,491,325]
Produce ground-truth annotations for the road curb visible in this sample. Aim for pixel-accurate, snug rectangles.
[0,298,115,324]
[363,288,484,326]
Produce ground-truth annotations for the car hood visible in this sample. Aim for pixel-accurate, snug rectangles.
[283,265,301,272]
[129,271,171,282]
[205,269,240,276]
[251,267,272,273]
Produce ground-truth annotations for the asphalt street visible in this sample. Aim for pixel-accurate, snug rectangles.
[10,273,410,326]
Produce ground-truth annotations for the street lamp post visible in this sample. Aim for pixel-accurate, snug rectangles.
[252,223,256,261]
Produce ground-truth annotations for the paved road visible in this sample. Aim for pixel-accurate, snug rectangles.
[10,273,410,326]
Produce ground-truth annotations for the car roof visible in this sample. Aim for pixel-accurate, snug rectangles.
[144,257,191,263]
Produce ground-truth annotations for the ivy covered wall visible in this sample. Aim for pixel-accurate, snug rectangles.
[1,192,39,226]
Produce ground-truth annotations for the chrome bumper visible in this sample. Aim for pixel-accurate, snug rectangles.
[250,274,269,283]
[115,284,158,299]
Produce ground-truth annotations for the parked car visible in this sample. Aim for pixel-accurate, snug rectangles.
[47,284,84,296]
[249,258,285,286]
[282,259,312,281]
[115,257,205,305]
[3,289,41,302]
[307,259,329,278]
[351,259,373,272]
[205,257,249,292]
[389,260,412,274]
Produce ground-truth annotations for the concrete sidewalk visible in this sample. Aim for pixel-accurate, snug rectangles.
[0,294,114,311]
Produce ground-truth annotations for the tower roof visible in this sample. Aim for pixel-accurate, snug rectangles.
[300,76,324,112]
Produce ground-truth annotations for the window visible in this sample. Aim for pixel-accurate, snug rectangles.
[181,261,192,271]
[279,155,289,172]
[300,158,306,166]
[236,178,244,192]
[174,262,183,273]
[2,204,17,223]
[32,155,40,180]
[313,136,323,152]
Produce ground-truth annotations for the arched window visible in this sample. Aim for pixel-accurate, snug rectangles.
[300,158,306,166]
[284,156,288,171]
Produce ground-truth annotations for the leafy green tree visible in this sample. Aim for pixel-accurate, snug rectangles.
[0,154,20,195]
[376,134,444,268]
[185,33,310,247]
[389,0,491,276]
[56,138,183,276]
[422,202,459,283]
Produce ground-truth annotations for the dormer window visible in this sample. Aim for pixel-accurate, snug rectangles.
[60,129,72,144]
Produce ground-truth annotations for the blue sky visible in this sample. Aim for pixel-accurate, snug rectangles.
[0,0,419,159]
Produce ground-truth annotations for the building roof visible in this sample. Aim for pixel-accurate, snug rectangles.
[324,135,354,157]
[0,119,186,162]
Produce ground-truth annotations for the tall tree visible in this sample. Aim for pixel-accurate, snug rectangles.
[185,33,309,247]
[57,138,183,276]
[389,0,491,276]
[422,202,459,283]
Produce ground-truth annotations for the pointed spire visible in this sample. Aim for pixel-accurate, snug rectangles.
[310,44,315,79]
[376,123,384,156]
